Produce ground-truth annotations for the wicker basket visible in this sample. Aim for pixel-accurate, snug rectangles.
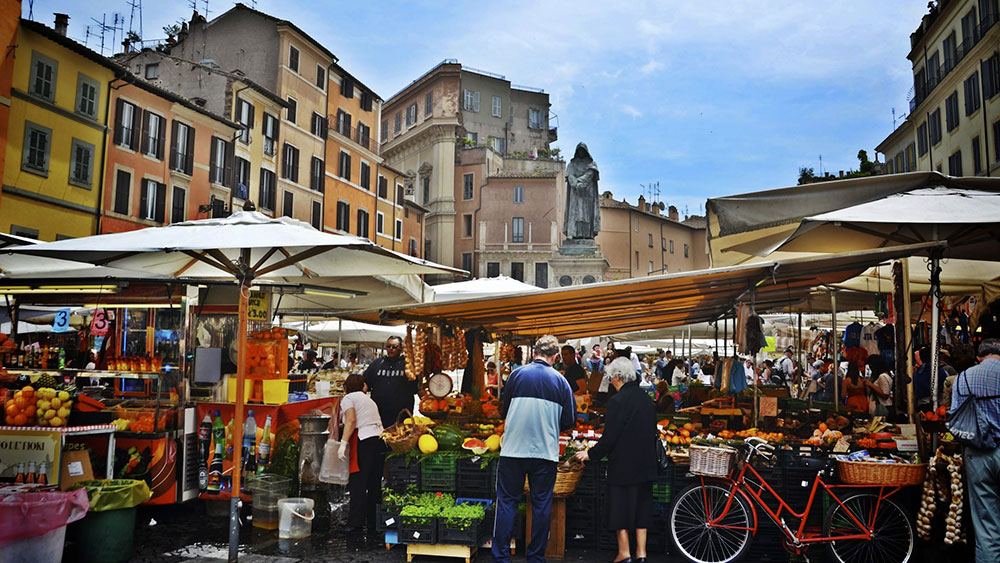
[382,409,427,453]
[524,460,584,497]
[837,460,927,486]
[689,445,737,478]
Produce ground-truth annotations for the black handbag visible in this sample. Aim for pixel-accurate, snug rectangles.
[655,435,670,472]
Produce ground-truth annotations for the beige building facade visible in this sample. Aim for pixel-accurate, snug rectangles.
[877,0,1000,176]
[596,194,708,280]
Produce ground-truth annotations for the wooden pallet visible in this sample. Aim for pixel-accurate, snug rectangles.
[406,542,476,563]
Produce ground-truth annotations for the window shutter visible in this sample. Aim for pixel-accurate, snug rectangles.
[272,114,280,142]
[170,120,180,169]
[140,110,151,155]
[113,98,124,145]
[139,181,149,219]
[248,103,255,129]
[130,105,142,151]
[224,140,235,188]
[473,91,480,112]
[185,127,195,174]
[209,138,219,180]
[154,182,167,223]
[320,116,328,138]
[156,117,166,160]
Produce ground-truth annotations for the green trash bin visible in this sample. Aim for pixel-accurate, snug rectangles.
[67,479,151,563]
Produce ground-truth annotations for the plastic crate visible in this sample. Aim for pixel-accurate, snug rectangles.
[575,460,606,497]
[437,508,494,546]
[399,515,437,544]
[776,444,829,468]
[421,452,458,472]
[375,504,400,533]
[420,472,456,492]
[386,456,421,489]
[456,457,497,498]
[652,481,672,504]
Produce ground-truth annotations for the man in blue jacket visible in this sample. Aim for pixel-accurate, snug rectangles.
[493,335,577,562]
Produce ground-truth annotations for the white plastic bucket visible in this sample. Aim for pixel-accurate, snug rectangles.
[278,497,314,539]
[0,525,67,563]
[315,381,331,397]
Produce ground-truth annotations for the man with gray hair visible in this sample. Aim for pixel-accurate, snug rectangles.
[493,335,577,563]
[950,338,1000,562]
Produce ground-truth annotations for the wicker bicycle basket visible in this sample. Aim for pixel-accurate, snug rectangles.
[381,409,427,453]
[524,460,584,497]
[689,445,737,478]
[837,460,927,486]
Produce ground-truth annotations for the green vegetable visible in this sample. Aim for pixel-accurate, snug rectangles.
[440,503,485,530]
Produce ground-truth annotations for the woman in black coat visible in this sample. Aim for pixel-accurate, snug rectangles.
[575,357,658,563]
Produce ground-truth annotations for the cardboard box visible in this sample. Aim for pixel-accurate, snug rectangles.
[60,450,94,490]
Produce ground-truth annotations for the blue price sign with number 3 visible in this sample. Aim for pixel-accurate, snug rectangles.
[52,308,72,333]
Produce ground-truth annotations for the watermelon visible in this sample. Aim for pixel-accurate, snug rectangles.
[462,438,488,455]
[432,424,466,450]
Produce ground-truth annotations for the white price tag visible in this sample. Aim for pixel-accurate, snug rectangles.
[385,518,395,526]
[67,461,84,476]
[471,456,481,463]
[412,531,420,539]
[586,430,595,437]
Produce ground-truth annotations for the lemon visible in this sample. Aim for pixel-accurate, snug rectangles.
[50,398,62,409]
[50,416,63,427]
[57,407,71,419]
[418,433,438,454]
[58,391,70,401]
[44,409,56,420]
[485,434,502,452]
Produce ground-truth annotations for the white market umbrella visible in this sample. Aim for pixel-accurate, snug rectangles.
[283,319,406,345]
[431,275,542,302]
[5,210,464,559]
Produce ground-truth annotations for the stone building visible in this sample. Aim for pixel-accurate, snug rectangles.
[876,0,1000,176]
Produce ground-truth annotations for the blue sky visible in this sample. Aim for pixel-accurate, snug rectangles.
[27,1,930,217]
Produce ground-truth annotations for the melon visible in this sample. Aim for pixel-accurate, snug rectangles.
[418,433,439,454]
[485,434,501,452]
[462,437,488,455]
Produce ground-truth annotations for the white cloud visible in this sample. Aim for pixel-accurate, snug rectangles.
[640,60,664,75]
[622,105,642,118]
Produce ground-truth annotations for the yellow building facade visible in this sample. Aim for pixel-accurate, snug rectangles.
[1,19,119,240]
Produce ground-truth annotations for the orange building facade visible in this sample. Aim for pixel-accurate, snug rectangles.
[101,78,239,233]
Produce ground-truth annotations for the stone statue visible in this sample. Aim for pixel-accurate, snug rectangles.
[564,142,601,240]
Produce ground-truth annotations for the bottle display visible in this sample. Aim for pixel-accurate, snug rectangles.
[36,462,47,485]
[197,413,212,490]
[14,461,24,484]
[240,410,257,493]
[256,414,272,474]
[25,460,36,484]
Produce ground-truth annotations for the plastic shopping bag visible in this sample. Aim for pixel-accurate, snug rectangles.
[319,439,350,485]
[0,489,90,542]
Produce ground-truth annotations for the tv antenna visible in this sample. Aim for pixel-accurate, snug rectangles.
[88,14,121,56]
[127,0,143,49]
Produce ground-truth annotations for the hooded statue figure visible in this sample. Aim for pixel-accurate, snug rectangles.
[564,142,601,239]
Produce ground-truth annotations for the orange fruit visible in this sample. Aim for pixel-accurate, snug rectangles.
[23,405,36,418]
[818,422,828,432]
[5,403,17,417]
[13,396,28,410]
[20,386,34,399]
[13,414,27,426]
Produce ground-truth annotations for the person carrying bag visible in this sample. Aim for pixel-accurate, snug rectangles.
[320,403,351,486]
[335,373,385,535]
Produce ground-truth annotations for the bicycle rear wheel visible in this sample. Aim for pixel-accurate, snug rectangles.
[669,482,753,563]
[824,493,914,563]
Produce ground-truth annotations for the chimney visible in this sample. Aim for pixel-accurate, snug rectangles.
[668,205,679,221]
[54,13,69,36]
[637,194,646,211]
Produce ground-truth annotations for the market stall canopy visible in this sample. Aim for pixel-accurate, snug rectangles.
[431,276,542,302]
[706,172,1000,268]
[283,319,406,344]
[3,212,465,280]
[346,242,944,339]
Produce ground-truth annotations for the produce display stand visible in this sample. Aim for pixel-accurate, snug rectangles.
[405,542,476,563]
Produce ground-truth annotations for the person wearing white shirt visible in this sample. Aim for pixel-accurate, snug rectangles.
[339,372,384,534]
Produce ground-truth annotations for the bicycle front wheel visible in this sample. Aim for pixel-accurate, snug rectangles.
[824,493,914,563]
[669,482,753,563]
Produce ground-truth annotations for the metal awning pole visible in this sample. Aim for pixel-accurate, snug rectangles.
[902,258,916,422]
[930,253,941,410]
[338,317,343,367]
[831,290,839,410]
[797,311,803,367]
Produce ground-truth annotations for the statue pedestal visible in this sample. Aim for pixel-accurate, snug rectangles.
[550,239,609,287]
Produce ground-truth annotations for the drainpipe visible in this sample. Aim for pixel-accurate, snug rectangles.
[980,54,994,176]
[627,209,633,279]
[97,76,126,234]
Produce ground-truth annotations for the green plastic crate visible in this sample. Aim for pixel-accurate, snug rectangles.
[421,452,458,472]
[652,482,671,504]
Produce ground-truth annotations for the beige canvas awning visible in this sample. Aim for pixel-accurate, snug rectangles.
[347,243,943,339]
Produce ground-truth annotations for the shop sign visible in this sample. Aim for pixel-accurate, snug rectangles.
[0,429,62,482]
[247,291,270,322]
[52,308,72,333]
[89,308,110,336]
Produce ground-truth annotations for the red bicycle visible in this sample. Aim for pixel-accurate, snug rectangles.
[668,437,915,563]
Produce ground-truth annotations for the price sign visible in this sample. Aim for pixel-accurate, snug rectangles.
[89,308,109,336]
[247,291,270,322]
[52,308,72,333]
[759,396,778,418]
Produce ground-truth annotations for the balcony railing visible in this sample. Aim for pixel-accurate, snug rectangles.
[328,116,377,153]
[909,13,999,111]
